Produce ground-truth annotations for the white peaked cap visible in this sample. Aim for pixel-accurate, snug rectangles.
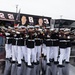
[19,26,26,28]
[50,28,55,31]
[35,25,40,28]
[64,28,70,31]
[27,25,34,29]
[46,26,50,29]
[60,28,65,31]
[8,26,13,29]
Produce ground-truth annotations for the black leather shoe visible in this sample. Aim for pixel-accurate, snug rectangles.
[34,62,38,65]
[65,61,70,64]
[17,64,21,67]
[21,59,25,62]
[27,65,34,68]
[50,59,54,62]
[57,65,65,67]
[11,61,16,64]
[46,63,51,66]
[54,61,59,64]
[41,54,44,57]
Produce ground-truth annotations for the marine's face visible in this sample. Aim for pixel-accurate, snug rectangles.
[14,27,18,31]
[28,28,34,31]
[35,28,39,31]
[8,28,11,32]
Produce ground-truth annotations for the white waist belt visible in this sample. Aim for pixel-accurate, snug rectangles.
[28,40,34,41]
[14,38,18,40]
[60,40,70,42]
[51,39,58,41]
[35,38,41,40]
[46,39,51,41]
[18,38,23,39]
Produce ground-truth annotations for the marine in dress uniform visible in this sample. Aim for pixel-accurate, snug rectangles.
[16,26,26,66]
[50,28,59,64]
[58,28,67,67]
[63,28,71,63]
[26,26,35,67]
[44,26,52,65]
[11,27,18,63]
[19,16,28,63]
[34,25,44,63]
[42,26,47,58]
[4,27,13,61]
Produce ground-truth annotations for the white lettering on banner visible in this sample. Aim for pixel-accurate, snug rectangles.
[28,16,34,23]
[0,13,5,18]
[8,14,14,19]
[43,18,49,24]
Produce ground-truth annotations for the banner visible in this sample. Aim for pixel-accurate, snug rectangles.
[0,11,51,26]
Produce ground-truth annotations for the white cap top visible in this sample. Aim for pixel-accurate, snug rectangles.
[64,28,70,31]
[50,28,55,31]
[19,26,26,28]
[38,28,42,31]
[46,26,50,29]
[8,26,13,29]
[60,28,65,31]
[27,25,34,29]
[35,25,40,28]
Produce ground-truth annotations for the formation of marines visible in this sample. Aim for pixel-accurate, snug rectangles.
[0,17,74,75]
[0,24,73,66]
